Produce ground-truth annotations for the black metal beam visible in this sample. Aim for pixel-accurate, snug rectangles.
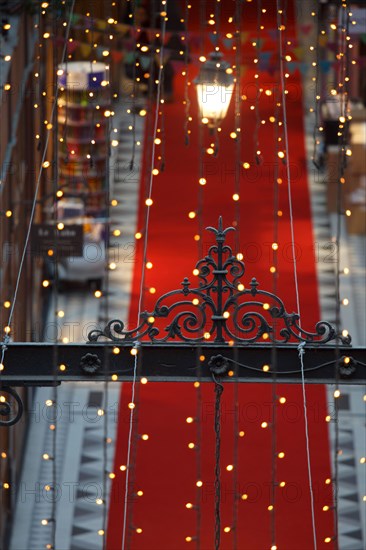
[1,342,365,385]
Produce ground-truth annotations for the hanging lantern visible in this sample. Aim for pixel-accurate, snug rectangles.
[194,52,235,128]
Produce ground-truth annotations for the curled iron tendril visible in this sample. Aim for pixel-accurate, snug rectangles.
[87,218,351,347]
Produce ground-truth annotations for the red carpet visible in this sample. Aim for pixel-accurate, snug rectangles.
[107,2,335,548]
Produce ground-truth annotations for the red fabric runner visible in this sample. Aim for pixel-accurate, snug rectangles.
[107,2,335,548]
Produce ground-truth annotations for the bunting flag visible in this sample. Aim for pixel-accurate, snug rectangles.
[255,38,265,49]
[70,13,80,25]
[240,31,250,45]
[300,23,312,35]
[115,22,134,35]
[95,19,107,30]
[110,50,124,63]
[293,46,304,60]
[319,34,328,47]
[53,22,357,75]
[66,41,78,54]
[222,37,233,50]
[124,51,135,64]
[258,51,272,72]
[140,55,151,70]
[209,32,219,46]
[327,42,337,53]
[239,64,247,78]
[70,12,303,48]
[299,62,309,76]
[96,46,106,58]
[267,29,278,42]
[79,42,92,58]
[286,61,298,74]
[319,60,333,74]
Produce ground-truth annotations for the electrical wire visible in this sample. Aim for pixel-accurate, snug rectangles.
[270,83,282,550]
[121,5,168,548]
[232,1,242,545]
[276,2,317,548]
[333,4,351,545]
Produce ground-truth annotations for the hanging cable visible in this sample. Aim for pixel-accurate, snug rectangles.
[312,2,322,169]
[231,1,242,545]
[276,1,317,548]
[50,5,62,547]
[212,372,224,550]
[253,0,262,164]
[333,3,351,545]
[270,83,282,550]
[101,58,113,550]
[276,2,301,319]
[128,0,139,171]
[183,0,191,145]
[121,4,168,548]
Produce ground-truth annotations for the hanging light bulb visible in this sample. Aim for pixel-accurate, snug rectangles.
[194,52,234,129]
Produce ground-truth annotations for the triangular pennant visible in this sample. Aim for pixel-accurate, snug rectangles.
[222,37,233,50]
[188,35,201,49]
[240,31,249,45]
[267,29,278,42]
[163,31,172,45]
[111,50,124,63]
[140,55,150,70]
[258,51,272,71]
[240,64,247,79]
[116,23,131,35]
[96,18,107,30]
[293,46,304,60]
[209,32,219,45]
[327,42,337,52]
[146,29,156,43]
[163,51,171,64]
[67,40,79,54]
[300,24,312,35]
[124,51,135,64]
[318,34,328,47]
[96,45,107,59]
[79,42,92,58]
[287,61,298,74]
[71,13,80,25]
[171,60,185,71]
[319,60,333,74]
[299,62,309,76]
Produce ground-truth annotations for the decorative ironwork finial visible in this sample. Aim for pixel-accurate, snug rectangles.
[206,215,235,242]
[88,218,351,346]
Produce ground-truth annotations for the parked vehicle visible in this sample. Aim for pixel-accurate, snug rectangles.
[52,199,106,288]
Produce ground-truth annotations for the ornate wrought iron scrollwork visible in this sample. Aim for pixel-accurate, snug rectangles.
[0,387,24,427]
[88,217,351,346]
